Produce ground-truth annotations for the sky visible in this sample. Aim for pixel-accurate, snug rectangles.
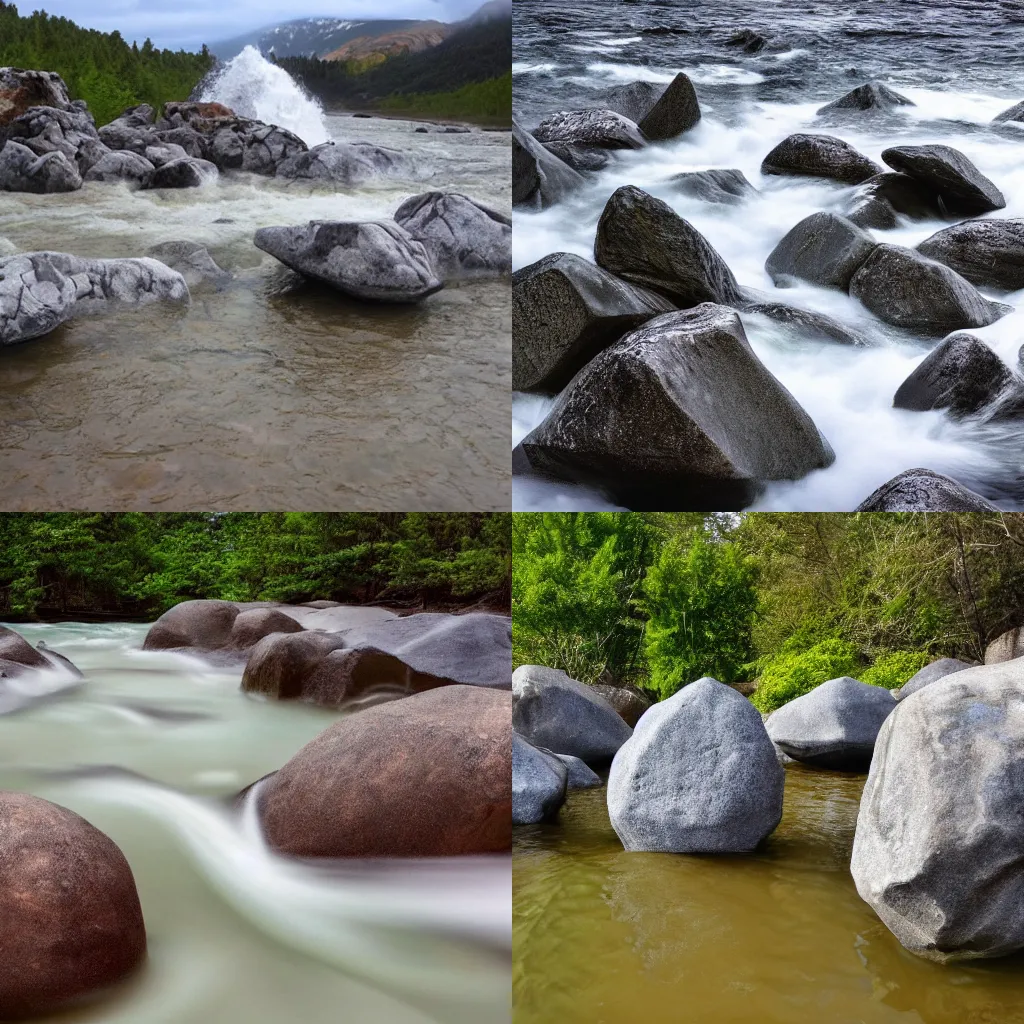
[12,0,487,50]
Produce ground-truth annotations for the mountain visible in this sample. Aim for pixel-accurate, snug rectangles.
[467,0,513,23]
[323,22,451,64]
[209,18,428,61]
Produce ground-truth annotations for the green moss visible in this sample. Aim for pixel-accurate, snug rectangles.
[751,638,862,713]
[861,650,932,690]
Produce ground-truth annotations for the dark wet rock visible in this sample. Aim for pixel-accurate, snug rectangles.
[985,627,1024,665]
[258,685,512,857]
[0,625,53,671]
[817,81,915,115]
[254,220,442,303]
[916,218,1024,291]
[882,144,1005,215]
[847,171,943,222]
[143,142,189,168]
[0,68,73,126]
[725,29,769,53]
[845,193,898,230]
[512,251,675,393]
[893,332,1022,418]
[146,241,231,290]
[594,185,742,307]
[275,140,412,185]
[513,664,632,763]
[739,297,867,345]
[594,80,666,123]
[637,72,701,141]
[533,108,646,151]
[761,133,882,185]
[82,150,154,186]
[541,141,610,173]
[897,657,971,700]
[670,168,758,205]
[849,244,1009,334]
[994,99,1024,124]
[512,734,568,824]
[0,140,81,192]
[854,468,998,511]
[851,659,1024,961]
[608,677,784,852]
[0,251,189,346]
[512,117,585,210]
[765,676,896,771]
[145,156,218,189]
[516,304,835,510]
[0,791,146,1019]
[554,751,602,788]
[589,683,650,727]
[765,212,877,290]
[394,191,511,281]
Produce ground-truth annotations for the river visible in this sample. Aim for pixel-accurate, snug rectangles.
[0,621,510,1024]
[512,0,1024,512]
[513,763,1024,1023]
[0,52,510,511]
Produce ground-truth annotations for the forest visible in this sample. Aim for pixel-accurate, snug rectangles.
[0,2,213,126]
[513,512,1024,711]
[0,513,511,620]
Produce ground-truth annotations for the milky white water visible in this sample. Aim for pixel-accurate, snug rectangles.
[0,622,509,1024]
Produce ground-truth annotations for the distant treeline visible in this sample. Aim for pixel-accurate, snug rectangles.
[0,513,511,620]
[0,2,213,126]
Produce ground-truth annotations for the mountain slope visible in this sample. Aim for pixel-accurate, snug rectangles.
[210,18,426,61]
[323,22,451,64]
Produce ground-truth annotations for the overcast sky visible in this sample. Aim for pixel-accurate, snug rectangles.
[18,0,485,50]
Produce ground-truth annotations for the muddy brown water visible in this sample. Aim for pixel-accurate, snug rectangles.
[0,116,510,511]
[513,764,1024,1024]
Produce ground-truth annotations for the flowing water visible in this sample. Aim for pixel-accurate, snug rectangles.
[0,52,510,511]
[0,622,510,1024]
[512,0,1024,512]
[513,764,1024,1024]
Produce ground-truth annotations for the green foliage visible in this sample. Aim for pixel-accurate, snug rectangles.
[640,531,758,698]
[751,639,862,713]
[861,650,932,690]
[0,3,213,126]
[377,72,512,122]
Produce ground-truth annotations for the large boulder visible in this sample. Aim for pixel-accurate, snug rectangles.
[142,599,304,656]
[916,219,1024,291]
[594,80,666,123]
[0,791,146,1018]
[985,627,1024,665]
[589,683,651,727]
[0,140,81,193]
[765,676,896,771]
[533,108,646,151]
[393,191,511,281]
[555,752,602,789]
[512,118,585,210]
[637,72,701,141]
[82,150,154,186]
[255,220,442,303]
[0,68,73,126]
[0,625,82,714]
[516,304,835,510]
[512,664,633,763]
[848,244,1009,335]
[145,241,231,290]
[512,251,674,393]
[144,156,218,189]
[670,168,758,205]
[143,142,189,168]
[594,185,742,307]
[512,734,568,824]
[882,144,1005,215]
[275,140,412,185]
[761,134,881,184]
[765,212,877,290]
[816,81,914,115]
[851,659,1024,960]
[855,468,998,511]
[607,677,784,853]
[258,685,512,856]
[845,171,943,227]
[4,105,101,165]
[897,657,971,700]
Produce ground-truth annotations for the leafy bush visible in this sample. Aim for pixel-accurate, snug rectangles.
[861,650,932,690]
[751,638,862,713]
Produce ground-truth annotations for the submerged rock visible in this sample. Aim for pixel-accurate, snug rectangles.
[512,118,585,210]
[896,657,971,700]
[847,171,943,223]
[670,168,758,205]
[916,218,1024,291]
[739,297,867,346]
[993,99,1024,124]
[516,304,835,510]
[254,220,443,303]
[0,140,81,192]
[512,251,675,393]
[882,144,1005,215]
[765,676,896,771]
[607,677,784,853]
[854,468,997,511]
[817,81,914,115]
[275,140,412,185]
[540,140,610,173]
[765,212,877,290]
[82,150,154,186]
[145,156,218,188]
[512,734,568,824]
[761,133,881,184]
[146,241,231,290]
[533,108,646,151]
[637,71,701,141]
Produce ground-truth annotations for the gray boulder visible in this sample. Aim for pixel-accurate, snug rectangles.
[394,191,510,281]
[145,241,231,290]
[848,244,1009,335]
[916,218,1024,291]
[82,150,154,186]
[145,156,218,189]
[882,144,1005,215]
[512,735,568,824]
[153,126,206,159]
[594,185,742,307]
[855,468,998,511]
[761,134,881,184]
[588,684,651,728]
[275,140,412,185]
[512,664,633,763]
[670,168,758,205]
[254,220,443,303]
[512,251,675,393]
[512,118,585,210]
[74,138,113,175]
[765,676,896,771]
[174,116,307,176]
[516,304,835,510]
[144,142,189,168]
[594,80,666,122]
[817,81,914,115]
[994,100,1024,124]
[540,141,610,173]
[897,657,971,700]
[554,752,602,789]
[607,677,784,853]
[846,171,943,226]
[985,627,1024,665]
[637,72,701,141]
[851,659,1024,961]
[533,108,646,151]
[765,212,877,290]
[0,140,81,193]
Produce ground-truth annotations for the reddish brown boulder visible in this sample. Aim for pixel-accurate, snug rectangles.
[142,599,241,651]
[0,68,72,127]
[241,631,347,699]
[258,685,512,857]
[161,101,235,129]
[0,792,146,1019]
[0,625,52,670]
[590,684,651,727]
[227,607,304,650]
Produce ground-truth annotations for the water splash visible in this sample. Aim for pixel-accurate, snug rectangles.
[199,45,329,146]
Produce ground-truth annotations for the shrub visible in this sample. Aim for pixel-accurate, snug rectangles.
[861,650,932,690]
[751,638,862,713]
